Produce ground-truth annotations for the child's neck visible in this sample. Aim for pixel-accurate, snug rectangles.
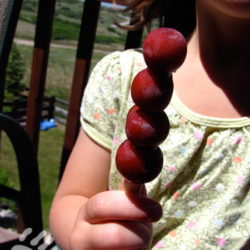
[173,4,250,119]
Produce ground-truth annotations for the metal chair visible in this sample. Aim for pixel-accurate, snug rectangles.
[0,113,43,248]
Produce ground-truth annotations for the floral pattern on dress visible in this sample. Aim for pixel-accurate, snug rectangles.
[80,50,250,249]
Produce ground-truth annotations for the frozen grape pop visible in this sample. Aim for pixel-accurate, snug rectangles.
[116,27,187,186]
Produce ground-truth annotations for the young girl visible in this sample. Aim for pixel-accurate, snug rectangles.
[50,0,250,249]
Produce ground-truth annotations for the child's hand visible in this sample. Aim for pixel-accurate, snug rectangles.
[69,189,162,250]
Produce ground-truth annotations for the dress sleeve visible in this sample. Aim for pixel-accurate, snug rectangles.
[80,51,124,151]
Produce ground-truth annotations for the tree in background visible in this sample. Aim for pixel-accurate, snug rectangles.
[4,43,26,101]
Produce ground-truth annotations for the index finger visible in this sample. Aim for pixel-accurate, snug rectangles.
[82,190,162,224]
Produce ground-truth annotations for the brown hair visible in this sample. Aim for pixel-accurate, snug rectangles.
[115,0,196,37]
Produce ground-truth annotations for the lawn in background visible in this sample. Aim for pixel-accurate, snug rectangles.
[0,124,64,230]
[17,43,110,101]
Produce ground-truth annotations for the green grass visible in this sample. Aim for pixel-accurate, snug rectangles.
[0,125,64,230]
[16,43,109,101]
[52,18,80,41]
[37,126,64,230]
[0,136,19,189]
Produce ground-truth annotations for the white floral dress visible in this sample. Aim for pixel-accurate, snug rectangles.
[80,49,250,250]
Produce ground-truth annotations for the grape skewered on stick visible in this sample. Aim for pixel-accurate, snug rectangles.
[116,27,187,191]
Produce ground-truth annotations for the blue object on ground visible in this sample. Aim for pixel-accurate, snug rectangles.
[40,118,57,131]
